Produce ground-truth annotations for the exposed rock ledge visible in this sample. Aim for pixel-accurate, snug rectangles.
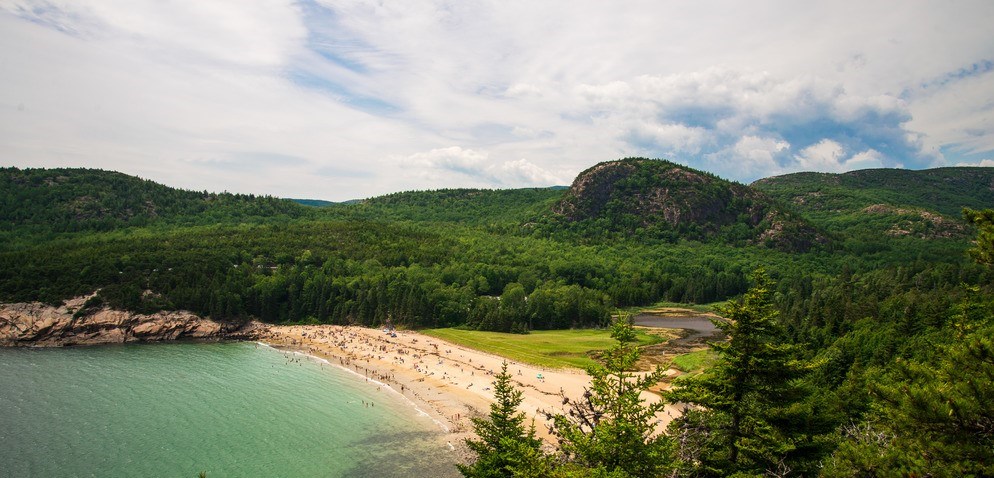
[0,295,262,347]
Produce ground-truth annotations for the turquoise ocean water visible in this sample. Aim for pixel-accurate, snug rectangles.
[0,342,459,477]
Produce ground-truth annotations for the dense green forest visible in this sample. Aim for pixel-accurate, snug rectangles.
[0,161,987,331]
[2,159,993,475]
[0,167,307,238]
[464,257,994,476]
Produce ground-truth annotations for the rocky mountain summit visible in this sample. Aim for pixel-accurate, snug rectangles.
[753,166,994,240]
[550,158,823,251]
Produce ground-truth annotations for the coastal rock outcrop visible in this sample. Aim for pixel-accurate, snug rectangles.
[0,295,260,347]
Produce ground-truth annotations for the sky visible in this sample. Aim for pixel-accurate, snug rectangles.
[1,1,993,200]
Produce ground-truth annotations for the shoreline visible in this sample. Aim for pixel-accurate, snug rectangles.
[255,324,678,450]
[257,340,454,433]
[2,299,684,455]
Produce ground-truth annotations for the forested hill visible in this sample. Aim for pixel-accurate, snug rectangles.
[332,187,566,228]
[753,167,994,240]
[0,167,307,235]
[543,158,822,251]
[753,167,994,216]
[0,160,987,325]
[290,198,339,207]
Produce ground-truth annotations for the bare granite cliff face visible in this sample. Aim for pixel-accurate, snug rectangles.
[551,158,824,251]
[0,295,260,347]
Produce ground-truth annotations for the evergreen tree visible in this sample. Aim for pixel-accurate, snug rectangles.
[667,269,810,476]
[548,315,673,477]
[824,324,994,477]
[824,211,994,477]
[964,207,994,266]
[458,362,545,478]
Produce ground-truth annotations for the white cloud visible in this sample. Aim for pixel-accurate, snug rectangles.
[793,140,888,173]
[399,147,567,187]
[846,149,889,170]
[402,146,487,176]
[3,0,306,67]
[732,135,790,172]
[1,1,993,199]
[559,68,920,180]
[495,158,567,185]
[907,68,994,159]
[631,122,709,154]
[795,140,847,172]
[956,159,994,167]
[504,83,543,99]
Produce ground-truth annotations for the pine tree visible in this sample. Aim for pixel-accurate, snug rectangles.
[458,362,545,478]
[667,269,809,476]
[823,304,994,477]
[881,322,994,476]
[548,315,673,477]
[824,212,994,477]
[964,207,994,266]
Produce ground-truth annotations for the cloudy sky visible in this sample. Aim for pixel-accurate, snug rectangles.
[1,1,993,200]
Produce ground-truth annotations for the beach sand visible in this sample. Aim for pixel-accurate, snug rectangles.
[256,324,680,455]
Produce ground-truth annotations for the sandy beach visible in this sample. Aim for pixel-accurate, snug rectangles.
[256,325,679,450]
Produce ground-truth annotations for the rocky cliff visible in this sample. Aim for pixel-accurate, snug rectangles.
[550,158,823,251]
[0,295,260,347]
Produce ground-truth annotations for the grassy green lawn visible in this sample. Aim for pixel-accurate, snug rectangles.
[421,328,666,369]
[670,349,716,373]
